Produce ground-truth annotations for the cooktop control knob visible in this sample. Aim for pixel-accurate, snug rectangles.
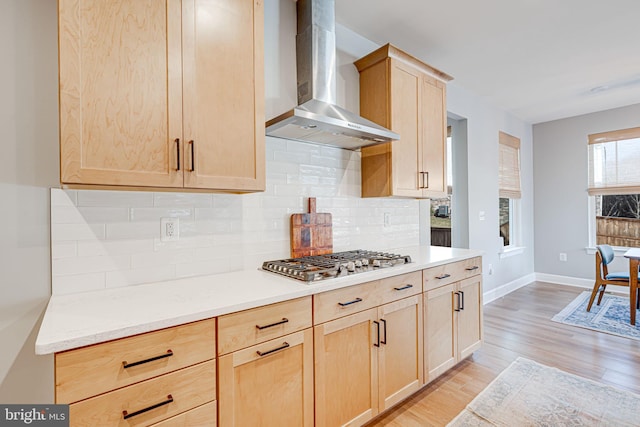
[355,260,363,268]
[346,261,356,272]
[372,259,381,267]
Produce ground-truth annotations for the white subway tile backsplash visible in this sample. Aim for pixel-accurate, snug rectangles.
[52,272,106,295]
[106,265,176,288]
[53,254,130,276]
[51,223,106,241]
[105,222,159,240]
[78,190,154,207]
[153,193,213,208]
[129,207,193,222]
[51,189,77,206]
[51,242,77,259]
[50,138,421,294]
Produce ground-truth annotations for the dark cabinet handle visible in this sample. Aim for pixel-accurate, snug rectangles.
[189,140,195,172]
[393,284,413,291]
[123,394,173,419]
[465,266,479,271]
[122,350,173,369]
[454,292,462,312]
[419,172,424,189]
[373,321,380,347]
[424,171,429,188]
[436,273,451,280]
[460,290,465,310]
[338,297,363,307]
[256,342,290,357]
[175,138,180,171]
[256,318,289,330]
[380,319,387,345]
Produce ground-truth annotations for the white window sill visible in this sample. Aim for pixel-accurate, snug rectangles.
[585,246,633,256]
[499,246,525,259]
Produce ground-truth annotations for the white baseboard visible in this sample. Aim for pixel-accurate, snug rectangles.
[535,272,630,295]
[534,273,594,289]
[483,273,536,305]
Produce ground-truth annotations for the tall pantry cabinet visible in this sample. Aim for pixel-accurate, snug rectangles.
[355,44,452,199]
[58,0,265,192]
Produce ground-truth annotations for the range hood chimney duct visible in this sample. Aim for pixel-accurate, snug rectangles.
[265,0,399,150]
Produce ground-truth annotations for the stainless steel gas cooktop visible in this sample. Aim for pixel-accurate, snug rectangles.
[262,250,412,282]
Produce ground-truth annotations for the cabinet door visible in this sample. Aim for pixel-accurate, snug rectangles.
[377,295,423,411]
[421,75,447,198]
[424,283,456,384]
[390,59,422,197]
[218,329,314,427]
[457,276,483,360]
[314,309,378,427]
[182,0,265,192]
[59,0,183,188]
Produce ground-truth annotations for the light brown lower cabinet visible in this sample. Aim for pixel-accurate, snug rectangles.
[314,295,423,427]
[218,329,314,427]
[424,275,483,384]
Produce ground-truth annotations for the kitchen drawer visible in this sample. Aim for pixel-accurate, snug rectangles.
[218,296,312,355]
[379,271,422,305]
[423,257,482,291]
[151,401,217,427]
[314,280,382,324]
[56,318,216,404]
[69,360,216,426]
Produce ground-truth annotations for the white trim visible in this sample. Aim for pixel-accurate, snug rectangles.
[483,273,536,305]
[535,273,594,289]
[535,272,630,295]
[499,246,525,259]
[482,272,632,307]
[585,246,633,256]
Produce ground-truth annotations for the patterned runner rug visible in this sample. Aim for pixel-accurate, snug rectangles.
[551,291,640,340]
[447,357,640,426]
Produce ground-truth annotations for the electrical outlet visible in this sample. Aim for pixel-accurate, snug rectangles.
[559,252,567,262]
[384,212,391,228]
[161,217,180,242]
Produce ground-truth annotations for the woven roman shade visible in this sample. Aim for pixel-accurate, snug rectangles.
[588,127,640,196]
[499,131,521,199]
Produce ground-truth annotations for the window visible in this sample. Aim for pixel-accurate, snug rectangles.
[498,131,521,249]
[431,127,453,247]
[589,127,640,248]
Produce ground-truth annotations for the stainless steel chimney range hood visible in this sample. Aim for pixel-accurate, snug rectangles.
[265,0,399,150]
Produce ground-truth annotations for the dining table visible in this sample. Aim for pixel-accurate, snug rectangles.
[623,248,640,325]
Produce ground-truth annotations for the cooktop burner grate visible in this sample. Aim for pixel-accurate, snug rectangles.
[262,250,412,282]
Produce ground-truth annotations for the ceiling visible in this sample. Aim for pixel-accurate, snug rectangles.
[335,0,640,124]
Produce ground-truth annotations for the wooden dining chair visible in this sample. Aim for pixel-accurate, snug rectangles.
[588,244,640,311]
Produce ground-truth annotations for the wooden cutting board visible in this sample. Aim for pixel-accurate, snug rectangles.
[290,197,333,258]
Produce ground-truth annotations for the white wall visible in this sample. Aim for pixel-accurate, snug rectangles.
[0,0,58,403]
[533,103,640,279]
[446,84,535,292]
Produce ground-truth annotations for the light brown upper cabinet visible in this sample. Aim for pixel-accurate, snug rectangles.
[355,44,452,198]
[58,0,265,192]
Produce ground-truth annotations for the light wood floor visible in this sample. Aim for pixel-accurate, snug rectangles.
[366,281,640,426]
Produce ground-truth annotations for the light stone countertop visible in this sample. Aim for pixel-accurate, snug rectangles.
[35,245,483,355]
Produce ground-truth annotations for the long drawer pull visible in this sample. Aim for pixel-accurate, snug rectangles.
[189,140,195,172]
[122,350,173,369]
[256,318,289,330]
[338,297,363,307]
[465,266,479,271]
[256,342,290,357]
[436,273,451,280]
[123,394,173,419]
[175,138,180,171]
[393,284,414,291]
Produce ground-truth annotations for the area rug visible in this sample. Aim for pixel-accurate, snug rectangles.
[551,291,640,341]
[447,357,640,426]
